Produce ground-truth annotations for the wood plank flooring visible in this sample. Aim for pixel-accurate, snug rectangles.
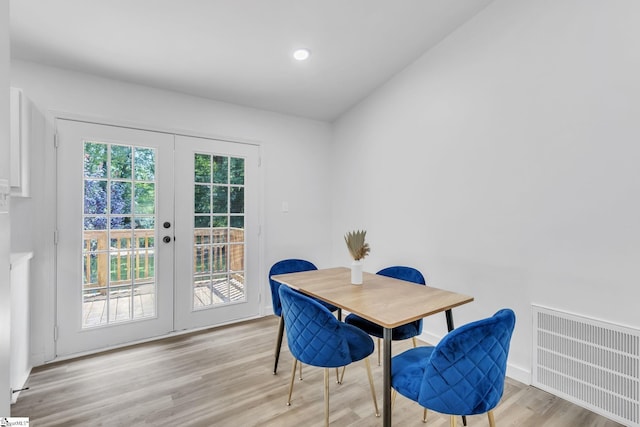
[11,316,625,426]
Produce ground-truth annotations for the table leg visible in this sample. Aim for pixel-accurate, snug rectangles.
[445,309,455,332]
[383,327,392,427]
[445,309,467,427]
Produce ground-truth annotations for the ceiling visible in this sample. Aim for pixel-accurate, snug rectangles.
[10,0,494,122]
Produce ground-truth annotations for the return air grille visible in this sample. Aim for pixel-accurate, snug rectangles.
[532,305,640,426]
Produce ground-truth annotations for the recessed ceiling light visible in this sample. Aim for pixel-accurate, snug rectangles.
[293,48,311,61]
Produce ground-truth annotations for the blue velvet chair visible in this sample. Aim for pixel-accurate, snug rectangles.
[345,266,426,364]
[278,285,379,426]
[391,309,516,426]
[269,259,340,374]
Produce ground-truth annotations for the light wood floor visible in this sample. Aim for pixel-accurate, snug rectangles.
[12,316,625,426]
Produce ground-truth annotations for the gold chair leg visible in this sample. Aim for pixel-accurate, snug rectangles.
[338,366,346,384]
[392,389,397,409]
[299,361,303,380]
[364,357,380,417]
[324,368,330,427]
[286,359,298,406]
[488,410,496,427]
[422,408,428,423]
[450,415,457,427]
[412,336,418,347]
[377,337,381,366]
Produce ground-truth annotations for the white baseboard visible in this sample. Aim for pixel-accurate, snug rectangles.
[506,363,531,385]
[417,330,439,346]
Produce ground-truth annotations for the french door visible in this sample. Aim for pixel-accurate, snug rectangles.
[55,119,260,357]
[174,135,260,330]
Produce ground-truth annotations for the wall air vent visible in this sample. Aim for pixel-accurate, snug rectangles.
[532,305,639,426]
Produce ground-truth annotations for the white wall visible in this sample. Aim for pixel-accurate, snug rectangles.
[10,59,334,364]
[331,0,640,383]
[1,0,12,415]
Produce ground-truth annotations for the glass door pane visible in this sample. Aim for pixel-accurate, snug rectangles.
[82,142,158,327]
[192,153,246,309]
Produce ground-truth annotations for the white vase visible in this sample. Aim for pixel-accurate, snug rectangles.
[351,260,363,285]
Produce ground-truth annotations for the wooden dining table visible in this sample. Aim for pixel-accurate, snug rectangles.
[271,266,474,427]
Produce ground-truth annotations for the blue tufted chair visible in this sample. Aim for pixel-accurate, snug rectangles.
[345,266,426,365]
[269,259,340,375]
[391,309,516,426]
[279,285,379,426]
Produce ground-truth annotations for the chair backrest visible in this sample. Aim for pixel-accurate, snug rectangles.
[377,266,426,333]
[278,285,353,368]
[418,309,516,416]
[377,266,426,285]
[268,259,317,317]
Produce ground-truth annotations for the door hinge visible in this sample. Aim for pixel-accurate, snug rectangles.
[54,229,59,245]
[54,133,59,148]
[54,325,59,342]
[258,156,262,167]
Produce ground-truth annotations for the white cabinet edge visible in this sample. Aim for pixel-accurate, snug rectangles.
[10,251,34,269]
[10,250,33,403]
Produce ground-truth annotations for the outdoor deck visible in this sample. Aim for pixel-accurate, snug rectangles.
[82,277,245,327]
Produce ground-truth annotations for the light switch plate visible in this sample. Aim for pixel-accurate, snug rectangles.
[0,178,9,213]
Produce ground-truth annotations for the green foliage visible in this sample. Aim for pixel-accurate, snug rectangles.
[230,157,244,185]
[111,145,132,179]
[134,147,155,181]
[212,156,229,184]
[194,184,211,213]
[194,153,211,183]
[84,142,107,178]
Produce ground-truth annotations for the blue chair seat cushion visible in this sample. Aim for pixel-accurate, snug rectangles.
[342,323,376,362]
[344,313,420,340]
[391,346,436,402]
[280,285,374,368]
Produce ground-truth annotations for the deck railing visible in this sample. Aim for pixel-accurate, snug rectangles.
[83,228,244,288]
